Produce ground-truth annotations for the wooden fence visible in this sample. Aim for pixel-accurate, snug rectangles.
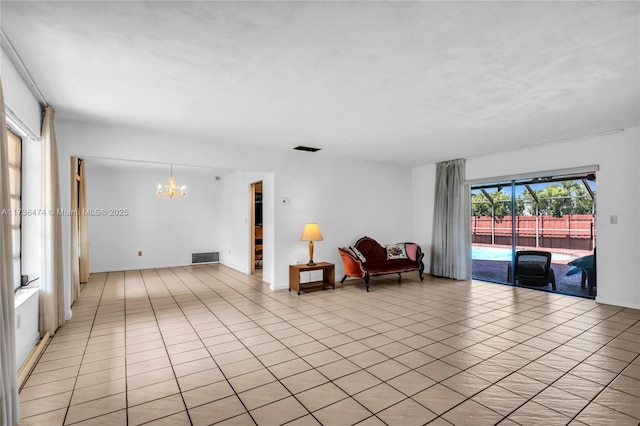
[471,214,595,251]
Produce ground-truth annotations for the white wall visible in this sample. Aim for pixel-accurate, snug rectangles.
[412,163,436,273]
[55,120,414,304]
[1,48,42,138]
[413,127,640,310]
[85,160,222,272]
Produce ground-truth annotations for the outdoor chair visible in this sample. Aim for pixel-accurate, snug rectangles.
[567,247,596,296]
[507,250,556,291]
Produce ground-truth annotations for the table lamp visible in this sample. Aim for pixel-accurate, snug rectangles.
[300,223,324,265]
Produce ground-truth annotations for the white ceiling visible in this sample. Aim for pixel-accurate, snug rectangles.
[1,1,638,166]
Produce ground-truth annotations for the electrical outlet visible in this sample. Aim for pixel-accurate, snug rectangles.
[16,314,20,330]
[138,251,142,256]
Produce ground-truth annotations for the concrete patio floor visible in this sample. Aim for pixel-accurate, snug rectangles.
[472,259,594,299]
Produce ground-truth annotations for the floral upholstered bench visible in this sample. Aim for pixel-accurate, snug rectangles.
[338,236,425,292]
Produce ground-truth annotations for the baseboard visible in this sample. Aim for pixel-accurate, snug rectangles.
[17,332,50,391]
[595,296,640,311]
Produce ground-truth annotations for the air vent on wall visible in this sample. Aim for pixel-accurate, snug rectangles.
[293,145,321,152]
[192,252,219,264]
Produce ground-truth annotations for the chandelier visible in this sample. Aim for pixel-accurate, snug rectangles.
[157,164,186,199]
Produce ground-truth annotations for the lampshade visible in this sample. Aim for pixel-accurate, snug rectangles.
[300,223,324,241]
[300,223,323,266]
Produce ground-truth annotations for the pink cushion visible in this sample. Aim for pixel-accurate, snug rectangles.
[405,243,418,261]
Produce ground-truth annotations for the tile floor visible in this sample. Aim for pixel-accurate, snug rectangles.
[17,264,640,425]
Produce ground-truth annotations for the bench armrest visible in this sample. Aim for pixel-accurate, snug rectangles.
[338,247,366,278]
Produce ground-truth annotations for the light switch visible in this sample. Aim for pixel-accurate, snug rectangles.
[610,215,617,224]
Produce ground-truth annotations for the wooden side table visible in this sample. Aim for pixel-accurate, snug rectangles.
[289,262,335,295]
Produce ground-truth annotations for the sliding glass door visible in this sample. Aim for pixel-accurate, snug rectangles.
[471,172,597,298]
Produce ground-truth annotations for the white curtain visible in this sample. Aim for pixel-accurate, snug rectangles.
[0,80,20,425]
[430,158,471,280]
[78,159,89,283]
[41,106,65,336]
[69,156,89,304]
[70,157,80,303]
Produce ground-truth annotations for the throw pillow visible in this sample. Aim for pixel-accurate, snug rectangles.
[405,243,418,261]
[350,246,367,263]
[386,243,408,260]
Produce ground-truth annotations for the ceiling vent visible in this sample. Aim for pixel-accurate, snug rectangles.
[293,145,321,152]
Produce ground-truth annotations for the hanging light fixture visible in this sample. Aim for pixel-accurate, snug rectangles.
[157,164,186,199]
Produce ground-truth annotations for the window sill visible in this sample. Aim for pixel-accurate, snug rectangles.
[14,286,39,309]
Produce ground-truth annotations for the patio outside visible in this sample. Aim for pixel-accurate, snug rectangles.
[471,175,596,298]
[472,245,593,298]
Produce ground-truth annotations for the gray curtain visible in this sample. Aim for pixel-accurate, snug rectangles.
[0,79,20,425]
[430,158,471,280]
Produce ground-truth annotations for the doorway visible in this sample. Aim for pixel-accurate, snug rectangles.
[471,172,597,298]
[251,181,263,274]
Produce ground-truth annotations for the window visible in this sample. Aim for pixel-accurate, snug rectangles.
[6,128,22,290]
